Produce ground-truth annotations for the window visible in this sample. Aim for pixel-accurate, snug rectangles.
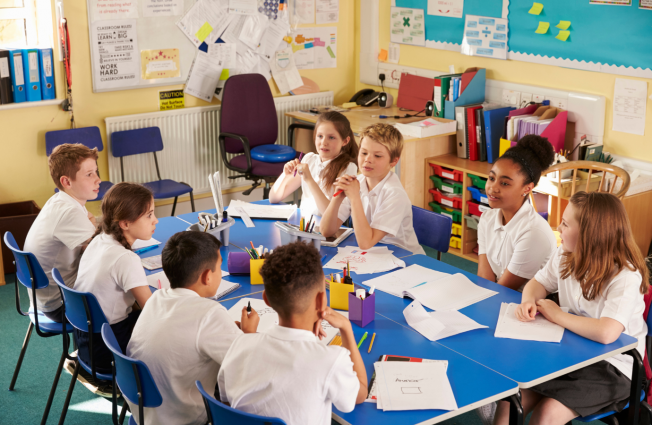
[0,0,53,47]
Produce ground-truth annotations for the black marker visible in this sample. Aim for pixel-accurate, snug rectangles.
[247,301,251,315]
[222,211,228,222]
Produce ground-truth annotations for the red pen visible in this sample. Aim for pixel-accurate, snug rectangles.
[333,189,344,197]
[157,279,161,290]
[293,152,304,177]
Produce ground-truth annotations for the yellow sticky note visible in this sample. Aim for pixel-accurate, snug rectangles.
[291,44,305,53]
[535,22,550,34]
[556,30,570,41]
[556,21,571,30]
[219,69,229,80]
[195,22,213,43]
[528,2,544,15]
[378,49,388,61]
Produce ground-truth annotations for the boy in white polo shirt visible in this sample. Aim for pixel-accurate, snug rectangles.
[23,144,100,322]
[218,241,367,425]
[127,231,260,425]
[320,123,425,255]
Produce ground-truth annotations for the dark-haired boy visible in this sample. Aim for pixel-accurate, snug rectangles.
[218,241,368,425]
[127,231,259,425]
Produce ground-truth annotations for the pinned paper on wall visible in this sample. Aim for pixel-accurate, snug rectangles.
[589,0,631,4]
[461,15,509,60]
[390,7,426,47]
[613,77,647,136]
[535,22,550,34]
[91,20,140,90]
[292,0,315,24]
[528,2,544,14]
[289,27,336,69]
[388,43,400,63]
[176,0,230,47]
[184,50,222,102]
[316,0,339,24]
[142,0,184,17]
[427,0,464,19]
[207,43,237,69]
[378,49,388,61]
[555,30,570,41]
[195,22,213,43]
[141,49,180,80]
[228,0,257,15]
[270,47,303,94]
[640,0,652,9]
[556,20,571,29]
[89,0,138,22]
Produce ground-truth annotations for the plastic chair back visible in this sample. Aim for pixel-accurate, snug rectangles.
[111,127,164,158]
[45,127,104,155]
[411,206,452,254]
[3,231,49,290]
[195,381,287,425]
[101,324,162,407]
[220,74,278,154]
[52,268,108,333]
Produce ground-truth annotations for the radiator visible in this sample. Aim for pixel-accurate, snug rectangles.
[105,91,334,194]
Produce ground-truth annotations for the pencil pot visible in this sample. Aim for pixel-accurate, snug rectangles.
[348,293,375,328]
[330,282,355,311]
[186,216,235,246]
[227,252,251,275]
[250,259,265,285]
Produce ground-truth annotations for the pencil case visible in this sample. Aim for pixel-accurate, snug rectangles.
[430,175,463,195]
[467,186,489,204]
[348,292,375,328]
[430,164,463,182]
[227,252,251,275]
[330,280,355,311]
[428,202,462,224]
[275,221,326,251]
[186,215,235,246]
[429,189,463,209]
[467,200,491,218]
[468,174,487,190]
[250,259,265,285]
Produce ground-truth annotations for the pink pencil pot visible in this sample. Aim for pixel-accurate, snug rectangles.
[348,293,375,328]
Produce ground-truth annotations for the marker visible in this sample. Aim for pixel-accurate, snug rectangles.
[368,333,376,353]
[357,332,368,349]
[222,211,228,222]
[333,189,344,197]
[247,301,251,316]
[134,245,159,255]
[294,152,304,177]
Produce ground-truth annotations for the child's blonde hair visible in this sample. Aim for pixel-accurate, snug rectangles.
[49,144,99,190]
[360,123,404,160]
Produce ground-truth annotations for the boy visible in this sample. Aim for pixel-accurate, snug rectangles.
[218,242,368,425]
[320,123,425,255]
[23,143,100,322]
[127,231,259,425]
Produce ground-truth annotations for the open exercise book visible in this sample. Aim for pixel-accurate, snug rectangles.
[315,226,354,247]
[227,200,297,220]
[362,265,497,310]
[403,300,487,341]
[146,270,239,301]
[323,246,406,275]
[494,303,569,343]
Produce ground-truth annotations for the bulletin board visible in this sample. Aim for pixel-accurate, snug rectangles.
[394,0,652,78]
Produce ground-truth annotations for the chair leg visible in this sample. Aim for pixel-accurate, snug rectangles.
[58,361,80,425]
[41,335,70,425]
[119,402,129,425]
[171,196,178,216]
[189,191,195,212]
[9,322,34,390]
[437,251,442,261]
[263,183,271,200]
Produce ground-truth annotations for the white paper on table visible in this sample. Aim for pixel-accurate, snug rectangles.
[184,51,223,102]
[403,301,446,341]
[495,303,569,343]
[405,273,497,311]
[362,264,450,297]
[257,19,291,61]
[388,43,400,64]
[232,207,255,228]
[613,78,648,136]
[292,0,315,24]
[460,15,508,60]
[227,200,297,220]
[147,270,229,290]
[367,357,448,404]
[239,14,269,49]
[142,0,184,17]
[427,0,464,18]
[270,47,303,94]
[176,0,229,47]
[229,0,257,15]
[207,43,237,69]
[390,7,426,47]
[323,246,406,275]
[374,361,458,411]
[316,0,339,24]
[428,309,488,340]
[132,238,161,250]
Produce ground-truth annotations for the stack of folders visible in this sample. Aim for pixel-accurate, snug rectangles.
[0,47,55,105]
[455,102,514,162]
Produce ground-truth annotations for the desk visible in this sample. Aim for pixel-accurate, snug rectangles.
[286,106,457,208]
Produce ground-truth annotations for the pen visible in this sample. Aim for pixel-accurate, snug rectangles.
[368,333,376,353]
[294,152,304,177]
[347,261,350,276]
[333,189,344,197]
[357,332,368,349]
[247,301,251,316]
[134,245,159,255]
[157,279,161,290]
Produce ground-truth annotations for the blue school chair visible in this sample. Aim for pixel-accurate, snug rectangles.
[45,126,114,200]
[110,127,195,216]
[412,205,452,261]
[53,268,113,425]
[195,380,287,425]
[101,324,162,425]
[3,232,74,425]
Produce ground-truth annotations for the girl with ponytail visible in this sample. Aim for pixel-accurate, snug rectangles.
[269,111,358,216]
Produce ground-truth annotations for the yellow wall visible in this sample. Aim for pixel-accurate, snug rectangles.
[0,0,356,214]
[355,0,652,162]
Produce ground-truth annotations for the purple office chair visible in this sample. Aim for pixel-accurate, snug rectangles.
[219,73,305,199]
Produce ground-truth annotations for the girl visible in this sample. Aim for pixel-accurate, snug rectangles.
[269,111,358,216]
[477,135,557,291]
[495,191,649,425]
[74,182,158,375]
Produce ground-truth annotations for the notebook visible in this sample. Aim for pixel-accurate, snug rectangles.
[141,255,162,271]
[315,226,354,247]
[146,270,239,300]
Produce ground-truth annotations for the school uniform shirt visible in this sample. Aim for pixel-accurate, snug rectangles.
[23,191,96,312]
[218,326,360,425]
[535,246,647,380]
[127,288,242,425]
[336,171,425,255]
[477,200,556,285]
[300,152,358,217]
[74,233,148,324]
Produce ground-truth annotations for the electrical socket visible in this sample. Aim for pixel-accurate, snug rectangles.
[502,89,521,107]
[547,97,568,110]
[520,92,533,107]
[532,94,545,103]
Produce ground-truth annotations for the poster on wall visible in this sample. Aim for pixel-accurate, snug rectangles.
[427,0,464,18]
[89,0,139,22]
[289,27,337,69]
[460,15,508,60]
[589,0,631,5]
[390,7,426,47]
[640,0,652,9]
[141,49,180,80]
[142,0,184,17]
[91,20,140,90]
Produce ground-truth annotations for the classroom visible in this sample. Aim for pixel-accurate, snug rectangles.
[1,0,652,424]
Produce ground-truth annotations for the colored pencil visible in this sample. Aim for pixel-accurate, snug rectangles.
[294,152,304,177]
[368,333,376,353]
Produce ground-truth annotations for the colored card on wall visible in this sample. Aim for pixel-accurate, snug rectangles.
[555,30,571,41]
[528,2,544,14]
[141,49,180,80]
[556,20,571,29]
[427,0,464,19]
[461,15,509,60]
[390,7,426,47]
[535,22,550,34]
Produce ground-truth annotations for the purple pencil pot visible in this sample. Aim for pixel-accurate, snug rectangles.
[348,293,375,328]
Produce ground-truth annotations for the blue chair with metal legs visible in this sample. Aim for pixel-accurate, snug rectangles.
[3,232,74,425]
[195,380,287,425]
[53,268,112,425]
[101,323,162,425]
[411,205,452,261]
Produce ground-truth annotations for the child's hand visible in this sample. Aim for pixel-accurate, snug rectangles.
[283,159,301,176]
[536,299,562,324]
[88,211,97,227]
[320,307,352,331]
[334,175,360,198]
[312,319,327,340]
[515,301,537,322]
[240,306,260,333]
[295,163,313,181]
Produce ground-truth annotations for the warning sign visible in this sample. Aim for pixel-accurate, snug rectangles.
[159,90,185,111]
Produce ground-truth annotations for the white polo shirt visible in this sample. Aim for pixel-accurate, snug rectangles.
[535,246,647,379]
[477,200,556,284]
[218,326,360,425]
[300,152,358,217]
[23,191,96,312]
[127,288,242,425]
[337,171,425,255]
[74,233,148,324]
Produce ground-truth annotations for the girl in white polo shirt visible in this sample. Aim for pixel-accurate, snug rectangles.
[477,136,557,291]
[269,111,358,216]
[495,191,648,425]
[74,183,157,375]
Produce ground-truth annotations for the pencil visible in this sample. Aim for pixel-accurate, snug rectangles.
[347,261,350,276]
[368,333,376,353]
[294,152,304,177]
[357,332,368,349]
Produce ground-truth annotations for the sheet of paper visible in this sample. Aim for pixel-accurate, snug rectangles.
[613,78,648,136]
[142,0,184,17]
[251,55,273,81]
[535,22,550,34]
[289,28,315,70]
[361,264,450,297]
[390,7,426,47]
[91,20,140,90]
[495,303,568,343]
[292,0,315,24]
[406,273,498,311]
[313,27,337,68]
[207,43,237,69]
[89,0,138,22]
[590,0,631,4]
[229,0,257,14]
[184,51,223,102]
[147,270,230,290]
[316,0,339,24]
[528,2,543,14]
[555,30,570,41]
[176,0,229,47]
[641,0,652,9]
[228,200,297,220]
[324,246,406,275]
[388,43,400,63]
[141,49,180,80]
[257,19,291,61]
[132,238,160,250]
[461,15,508,60]
[404,301,446,341]
[367,357,448,403]
[556,20,571,29]
[428,309,488,340]
[239,14,269,49]
[271,48,303,94]
[231,206,255,227]
[141,255,162,270]
[374,362,458,411]
[221,15,253,54]
[427,0,464,18]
